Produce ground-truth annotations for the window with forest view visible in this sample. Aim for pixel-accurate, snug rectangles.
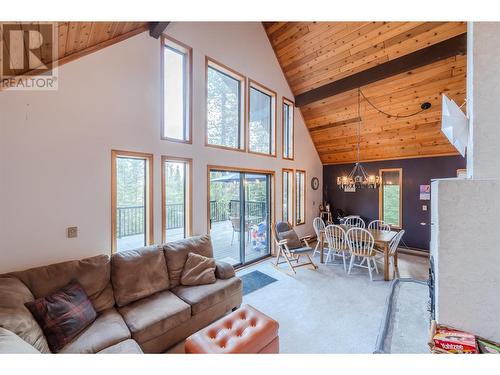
[162,37,191,142]
[112,151,153,252]
[282,169,293,224]
[295,170,305,225]
[248,81,276,155]
[162,157,191,242]
[379,169,402,228]
[282,98,294,159]
[206,59,245,150]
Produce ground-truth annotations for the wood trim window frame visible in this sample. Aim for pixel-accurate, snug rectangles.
[378,168,403,230]
[205,57,247,153]
[161,35,193,144]
[111,150,154,253]
[282,97,295,160]
[282,168,294,225]
[247,79,277,158]
[161,155,193,243]
[295,169,306,226]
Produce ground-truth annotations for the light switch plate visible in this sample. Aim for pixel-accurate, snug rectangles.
[67,227,78,238]
[422,205,428,211]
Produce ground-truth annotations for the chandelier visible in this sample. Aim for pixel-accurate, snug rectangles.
[337,88,380,190]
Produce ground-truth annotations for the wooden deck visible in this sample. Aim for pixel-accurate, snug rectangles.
[117,220,269,265]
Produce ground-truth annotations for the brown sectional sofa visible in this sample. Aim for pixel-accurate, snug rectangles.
[0,235,242,354]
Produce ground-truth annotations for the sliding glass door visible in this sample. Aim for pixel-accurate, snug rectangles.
[209,169,272,267]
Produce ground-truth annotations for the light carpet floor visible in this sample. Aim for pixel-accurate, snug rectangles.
[237,253,429,353]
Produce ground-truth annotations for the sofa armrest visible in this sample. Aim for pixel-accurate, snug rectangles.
[215,261,235,279]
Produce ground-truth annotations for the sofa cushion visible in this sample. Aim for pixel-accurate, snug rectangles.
[163,235,214,288]
[59,308,130,354]
[97,339,143,354]
[118,290,191,344]
[180,252,216,286]
[111,245,169,307]
[25,281,97,353]
[11,254,114,312]
[0,277,51,353]
[0,327,40,354]
[172,277,242,315]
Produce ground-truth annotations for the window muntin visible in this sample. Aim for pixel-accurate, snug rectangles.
[206,59,245,150]
[248,80,276,156]
[111,151,153,252]
[282,98,294,160]
[162,157,192,242]
[379,169,402,228]
[162,37,191,142]
[295,170,306,225]
[282,169,294,224]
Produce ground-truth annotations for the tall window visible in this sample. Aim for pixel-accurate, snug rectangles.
[162,36,192,143]
[111,150,153,252]
[379,169,403,228]
[248,80,276,156]
[206,58,246,150]
[282,169,294,224]
[282,98,294,160]
[295,170,306,225]
[162,156,192,242]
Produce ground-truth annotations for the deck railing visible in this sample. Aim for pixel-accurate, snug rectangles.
[118,200,268,238]
[117,205,144,238]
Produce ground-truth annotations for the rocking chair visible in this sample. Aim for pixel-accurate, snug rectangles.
[272,221,318,274]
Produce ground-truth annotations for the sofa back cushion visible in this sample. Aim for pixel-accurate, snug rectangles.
[11,255,114,313]
[163,235,214,288]
[0,327,40,354]
[111,245,169,307]
[0,277,51,353]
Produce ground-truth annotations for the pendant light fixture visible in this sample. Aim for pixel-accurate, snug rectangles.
[336,88,432,191]
[337,89,379,190]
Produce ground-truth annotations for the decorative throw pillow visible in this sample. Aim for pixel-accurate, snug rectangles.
[277,230,302,249]
[24,280,97,353]
[180,252,216,286]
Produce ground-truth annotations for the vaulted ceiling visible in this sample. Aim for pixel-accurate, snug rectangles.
[1,22,149,76]
[263,22,467,164]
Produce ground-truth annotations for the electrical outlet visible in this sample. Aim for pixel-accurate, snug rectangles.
[422,205,428,211]
[67,227,78,238]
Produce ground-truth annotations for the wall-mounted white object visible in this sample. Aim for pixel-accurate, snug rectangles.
[441,94,469,157]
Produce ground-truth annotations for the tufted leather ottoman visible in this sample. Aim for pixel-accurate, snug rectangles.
[185,304,279,353]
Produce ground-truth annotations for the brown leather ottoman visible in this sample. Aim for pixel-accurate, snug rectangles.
[185,304,279,353]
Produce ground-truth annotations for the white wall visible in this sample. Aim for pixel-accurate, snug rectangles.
[431,22,500,341]
[0,22,323,273]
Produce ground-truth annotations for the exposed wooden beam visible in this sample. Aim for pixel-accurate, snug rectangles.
[308,117,361,133]
[149,22,170,39]
[295,33,467,107]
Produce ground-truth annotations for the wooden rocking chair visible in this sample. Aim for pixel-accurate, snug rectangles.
[272,221,318,274]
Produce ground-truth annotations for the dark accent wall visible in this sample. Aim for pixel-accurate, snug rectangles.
[323,155,466,251]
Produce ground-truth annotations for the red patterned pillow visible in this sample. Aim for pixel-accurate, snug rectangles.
[25,280,97,352]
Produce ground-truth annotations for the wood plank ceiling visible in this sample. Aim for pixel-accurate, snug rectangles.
[263,22,467,164]
[1,22,148,77]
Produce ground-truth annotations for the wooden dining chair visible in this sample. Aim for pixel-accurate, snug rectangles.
[312,217,328,258]
[375,229,405,278]
[324,224,349,272]
[346,227,378,281]
[368,220,391,232]
[344,216,365,228]
[272,221,317,274]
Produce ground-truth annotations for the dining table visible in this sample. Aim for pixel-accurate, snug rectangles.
[318,226,399,281]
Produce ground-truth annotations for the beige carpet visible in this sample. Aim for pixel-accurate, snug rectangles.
[237,253,428,353]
